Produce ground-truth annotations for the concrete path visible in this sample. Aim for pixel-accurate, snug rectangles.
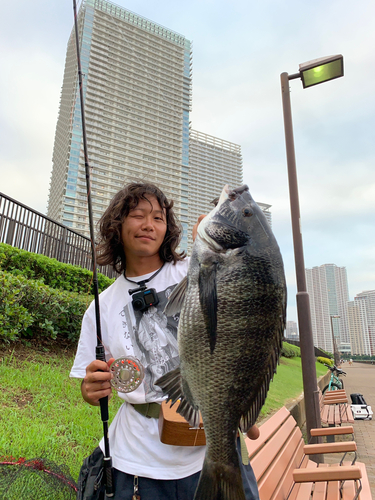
[341,362,375,498]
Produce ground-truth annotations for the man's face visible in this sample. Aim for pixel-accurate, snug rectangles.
[121,195,167,261]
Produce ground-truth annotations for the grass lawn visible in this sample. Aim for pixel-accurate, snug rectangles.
[0,347,122,483]
[260,356,327,417]
[0,344,328,484]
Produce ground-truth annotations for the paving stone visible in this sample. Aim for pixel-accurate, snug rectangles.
[339,362,375,498]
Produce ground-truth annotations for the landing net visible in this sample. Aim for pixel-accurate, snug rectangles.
[0,456,77,500]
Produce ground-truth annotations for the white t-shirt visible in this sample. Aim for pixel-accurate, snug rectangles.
[70,259,206,479]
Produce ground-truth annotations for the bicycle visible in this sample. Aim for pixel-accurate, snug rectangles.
[322,364,346,393]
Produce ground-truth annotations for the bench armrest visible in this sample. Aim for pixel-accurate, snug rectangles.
[293,465,361,483]
[304,441,356,455]
[310,426,354,437]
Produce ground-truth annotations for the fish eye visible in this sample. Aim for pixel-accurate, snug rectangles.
[242,208,253,217]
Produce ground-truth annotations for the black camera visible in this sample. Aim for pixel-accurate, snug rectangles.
[130,286,159,312]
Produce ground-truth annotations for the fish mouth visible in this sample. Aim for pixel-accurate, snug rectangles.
[211,185,249,207]
[197,184,251,250]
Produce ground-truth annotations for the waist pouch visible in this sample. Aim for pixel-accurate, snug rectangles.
[76,447,105,500]
[131,402,161,418]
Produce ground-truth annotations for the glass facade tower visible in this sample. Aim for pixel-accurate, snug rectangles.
[47,0,192,252]
[351,290,375,355]
[305,263,350,353]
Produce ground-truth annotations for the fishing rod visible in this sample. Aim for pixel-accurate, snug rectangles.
[72,0,114,496]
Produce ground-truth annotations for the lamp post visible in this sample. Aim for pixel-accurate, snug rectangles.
[330,315,341,366]
[280,55,344,445]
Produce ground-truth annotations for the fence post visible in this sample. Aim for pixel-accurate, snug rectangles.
[6,219,16,246]
[58,226,67,263]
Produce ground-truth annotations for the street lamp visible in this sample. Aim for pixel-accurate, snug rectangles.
[280,55,344,445]
[330,315,341,366]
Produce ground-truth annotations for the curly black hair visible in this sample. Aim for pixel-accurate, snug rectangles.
[96,182,185,274]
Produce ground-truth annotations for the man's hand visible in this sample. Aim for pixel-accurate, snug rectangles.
[81,357,115,406]
[192,214,206,242]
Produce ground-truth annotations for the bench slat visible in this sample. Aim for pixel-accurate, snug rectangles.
[342,405,355,424]
[321,405,330,425]
[334,405,340,425]
[326,480,340,500]
[312,464,329,500]
[328,405,335,426]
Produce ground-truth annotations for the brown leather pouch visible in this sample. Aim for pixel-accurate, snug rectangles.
[158,400,206,446]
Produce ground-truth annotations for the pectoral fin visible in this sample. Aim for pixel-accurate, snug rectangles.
[155,367,200,427]
[164,276,188,316]
[199,263,217,353]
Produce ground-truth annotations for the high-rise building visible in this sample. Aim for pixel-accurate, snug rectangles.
[305,264,350,353]
[348,290,375,355]
[47,0,192,251]
[347,300,371,355]
[188,129,272,252]
[188,130,242,251]
[285,320,299,340]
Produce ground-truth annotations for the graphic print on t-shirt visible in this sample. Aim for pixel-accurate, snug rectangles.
[120,284,180,401]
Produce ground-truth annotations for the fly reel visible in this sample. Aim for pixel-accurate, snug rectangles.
[110,356,145,393]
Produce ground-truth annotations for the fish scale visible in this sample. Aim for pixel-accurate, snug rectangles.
[156,185,286,500]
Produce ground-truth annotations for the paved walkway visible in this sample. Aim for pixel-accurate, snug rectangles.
[340,362,375,498]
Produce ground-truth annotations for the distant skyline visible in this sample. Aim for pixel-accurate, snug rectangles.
[1,0,374,323]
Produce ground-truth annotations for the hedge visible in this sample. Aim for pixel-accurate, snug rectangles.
[0,270,91,342]
[317,356,333,366]
[281,342,301,358]
[0,243,114,294]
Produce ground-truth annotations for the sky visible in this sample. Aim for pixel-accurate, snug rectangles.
[1,0,374,322]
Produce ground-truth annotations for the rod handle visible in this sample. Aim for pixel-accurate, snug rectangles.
[103,457,114,497]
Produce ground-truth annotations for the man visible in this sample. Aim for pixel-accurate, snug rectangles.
[70,182,259,500]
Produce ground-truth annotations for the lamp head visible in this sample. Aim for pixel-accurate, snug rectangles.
[299,55,344,88]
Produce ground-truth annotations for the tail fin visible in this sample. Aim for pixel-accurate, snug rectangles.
[194,457,246,500]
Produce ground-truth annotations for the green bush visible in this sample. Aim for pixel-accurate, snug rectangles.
[281,342,301,358]
[317,356,333,366]
[0,242,114,294]
[0,270,91,342]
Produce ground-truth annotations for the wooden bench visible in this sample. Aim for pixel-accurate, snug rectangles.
[319,389,354,428]
[323,390,348,404]
[244,407,371,500]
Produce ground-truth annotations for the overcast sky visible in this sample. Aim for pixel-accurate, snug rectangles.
[1,0,374,322]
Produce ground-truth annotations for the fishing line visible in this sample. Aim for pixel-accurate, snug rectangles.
[255,213,270,238]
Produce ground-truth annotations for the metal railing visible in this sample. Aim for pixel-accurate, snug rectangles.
[0,192,116,279]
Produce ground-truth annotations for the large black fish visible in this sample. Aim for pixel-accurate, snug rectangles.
[157,185,286,500]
